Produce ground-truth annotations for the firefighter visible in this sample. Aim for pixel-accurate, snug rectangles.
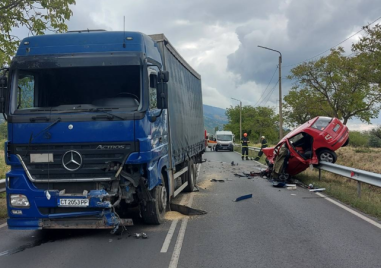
[255,136,268,161]
[241,133,250,160]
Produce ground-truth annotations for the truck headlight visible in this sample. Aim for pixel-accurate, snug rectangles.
[10,194,30,208]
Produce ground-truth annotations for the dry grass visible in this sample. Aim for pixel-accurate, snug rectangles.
[296,146,381,220]
[0,149,9,219]
[0,192,7,219]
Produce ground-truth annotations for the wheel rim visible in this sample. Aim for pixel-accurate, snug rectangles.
[320,152,334,162]
[159,186,167,212]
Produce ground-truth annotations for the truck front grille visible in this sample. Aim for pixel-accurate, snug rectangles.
[9,142,138,181]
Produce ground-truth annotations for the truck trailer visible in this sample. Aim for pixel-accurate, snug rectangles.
[0,31,205,230]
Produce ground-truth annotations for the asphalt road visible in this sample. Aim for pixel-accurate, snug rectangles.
[1,150,381,268]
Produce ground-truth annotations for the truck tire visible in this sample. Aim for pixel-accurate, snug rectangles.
[184,159,196,192]
[141,176,167,224]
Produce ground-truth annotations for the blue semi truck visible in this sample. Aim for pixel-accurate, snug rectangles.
[0,30,205,230]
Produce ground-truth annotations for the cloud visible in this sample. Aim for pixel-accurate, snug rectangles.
[11,0,380,129]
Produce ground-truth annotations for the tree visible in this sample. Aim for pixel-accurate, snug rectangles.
[287,47,381,125]
[352,24,381,84]
[225,105,278,143]
[0,0,76,66]
[283,88,335,128]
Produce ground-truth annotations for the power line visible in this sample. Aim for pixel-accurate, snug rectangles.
[258,79,279,106]
[254,65,278,106]
[283,15,381,69]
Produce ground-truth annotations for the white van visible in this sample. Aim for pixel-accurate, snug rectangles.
[215,131,234,151]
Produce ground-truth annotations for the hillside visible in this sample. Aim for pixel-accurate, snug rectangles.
[203,104,228,134]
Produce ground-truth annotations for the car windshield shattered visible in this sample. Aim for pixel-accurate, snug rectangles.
[12,65,141,113]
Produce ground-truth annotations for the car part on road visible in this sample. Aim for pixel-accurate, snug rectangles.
[211,179,225,182]
[170,203,207,216]
[309,188,326,192]
[233,194,253,202]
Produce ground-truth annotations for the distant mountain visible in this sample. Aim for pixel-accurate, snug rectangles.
[203,104,228,134]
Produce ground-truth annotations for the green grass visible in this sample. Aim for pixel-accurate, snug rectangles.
[296,170,381,220]
[0,145,9,219]
[0,192,7,220]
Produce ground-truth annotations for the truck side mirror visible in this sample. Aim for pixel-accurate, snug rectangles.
[159,71,169,82]
[0,75,7,114]
[157,82,168,109]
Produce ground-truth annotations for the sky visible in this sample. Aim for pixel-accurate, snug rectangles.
[12,0,381,131]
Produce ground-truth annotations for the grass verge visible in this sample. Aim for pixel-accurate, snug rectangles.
[0,148,9,220]
[0,192,7,220]
[295,146,381,221]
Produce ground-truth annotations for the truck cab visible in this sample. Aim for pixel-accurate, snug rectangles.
[0,31,205,230]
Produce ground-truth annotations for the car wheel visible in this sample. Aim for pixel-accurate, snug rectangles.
[317,149,337,163]
[342,138,349,147]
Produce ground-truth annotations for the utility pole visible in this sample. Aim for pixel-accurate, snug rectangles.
[231,98,242,139]
[258,45,283,139]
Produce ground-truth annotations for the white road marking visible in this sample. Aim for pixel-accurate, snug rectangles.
[0,223,7,229]
[168,217,188,268]
[168,164,200,267]
[316,192,381,229]
[168,192,194,268]
[161,163,201,255]
[160,219,179,253]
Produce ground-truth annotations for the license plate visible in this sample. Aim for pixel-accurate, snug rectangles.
[58,199,89,207]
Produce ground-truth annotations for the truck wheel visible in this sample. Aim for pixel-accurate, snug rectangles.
[184,159,196,192]
[141,177,167,224]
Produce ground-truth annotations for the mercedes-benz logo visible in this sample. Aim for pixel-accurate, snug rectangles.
[62,150,82,171]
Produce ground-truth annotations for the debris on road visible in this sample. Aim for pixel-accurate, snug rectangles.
[211,179,225,182]
[233,194,253,202]
[233,173,247,178]
[308,184,314,189]
[309,188,326,192]
[286,184,297,190]
[272,181,286,188]
[142,233,148,239]
[170,203,207,216]
[231,161,235,166]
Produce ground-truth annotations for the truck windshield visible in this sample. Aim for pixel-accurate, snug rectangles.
[217,135,233,141]
[12,65,141,113]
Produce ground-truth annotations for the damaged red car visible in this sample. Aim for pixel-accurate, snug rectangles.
[262,117,349,179]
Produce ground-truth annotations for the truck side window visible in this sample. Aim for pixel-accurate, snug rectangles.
[149,73,157,109]
[17,73,35,109]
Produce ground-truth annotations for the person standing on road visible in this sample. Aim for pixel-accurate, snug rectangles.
[241,133,250,160]
[255,136,268,161]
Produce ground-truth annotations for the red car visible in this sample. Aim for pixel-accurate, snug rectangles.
[262,117,349,177]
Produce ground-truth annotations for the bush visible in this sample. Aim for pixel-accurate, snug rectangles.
[349,131,369,147]
[368,135,381,148]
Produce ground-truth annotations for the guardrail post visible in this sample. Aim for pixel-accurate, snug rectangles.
[357,181,361,198]
[319,169,321,181]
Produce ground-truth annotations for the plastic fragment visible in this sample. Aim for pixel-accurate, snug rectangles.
[309,188,326,192]
[233,194,252,202]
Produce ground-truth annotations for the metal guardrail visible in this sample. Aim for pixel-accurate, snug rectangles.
[0,179,5,193]
[233,144,261,152]
[317,162,381,197]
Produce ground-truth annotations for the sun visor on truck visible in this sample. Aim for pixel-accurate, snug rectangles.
[11,52,143,69]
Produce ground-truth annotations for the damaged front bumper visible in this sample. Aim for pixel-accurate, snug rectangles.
[7,181,134,230]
